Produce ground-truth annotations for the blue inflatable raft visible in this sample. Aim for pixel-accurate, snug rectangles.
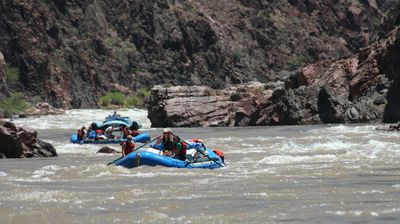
[91,118,142,131]
[70,132,150,144]
[113,148,224,169]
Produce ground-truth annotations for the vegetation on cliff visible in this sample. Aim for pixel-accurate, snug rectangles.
[0,0,393,108]
[99,87,150,108]
[0,93,28,118]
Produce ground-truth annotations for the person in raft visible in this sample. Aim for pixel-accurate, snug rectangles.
[121,135,135,156]
[121,125,140,139]
[77,126,86,141]
[151,128,187,161]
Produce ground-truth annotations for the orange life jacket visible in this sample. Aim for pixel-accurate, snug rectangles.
[122,141,135,156]
[190,139,203,143]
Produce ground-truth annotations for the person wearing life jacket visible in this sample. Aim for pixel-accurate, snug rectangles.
[105,126,115,139]
[121,125,130,139]
[95,129,106,140]
[86,126,96,139]
[121,135,135,156]
[129,124,141,137]
[130,129,140,137]
[77,126,86,141]
[152,128,187,161]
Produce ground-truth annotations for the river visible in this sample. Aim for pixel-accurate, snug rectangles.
[1,109,400,223]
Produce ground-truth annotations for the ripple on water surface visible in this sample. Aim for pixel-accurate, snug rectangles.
[3,116,400,223]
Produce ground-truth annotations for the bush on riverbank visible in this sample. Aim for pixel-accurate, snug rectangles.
[5,64,20,84]
[99,87,150,108]
[0,93,28,118]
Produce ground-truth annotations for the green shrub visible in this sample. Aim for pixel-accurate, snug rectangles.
[100,88,150,108]
[232,47,243,62]
[137,87,150,97]
[183,3,194,12]
[125,95,143,108]
[0,93,28,118]
[100,91,125,107]
[5,64,20,84]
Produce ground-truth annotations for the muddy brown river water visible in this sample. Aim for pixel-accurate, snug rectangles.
[1,109,400,223]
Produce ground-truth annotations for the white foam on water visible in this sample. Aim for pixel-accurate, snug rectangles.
[32,169,55,178]
[340,138,400,162]
[8,190,72,203]
[120,172,157,178]
[228,147,267,154]
[326,210,346,216]
[94,171,114,178]
[93,207,107,211]
[247,167,277,174]
[259,154,337,165]
[392,184,400,189]
[365,139,400,156]
[175,194,207,200]
[357,190,385,194]
[0,172,7,177]
[307,139,355,151]
[11,165,63,183]
[311,124,376,134]
[242,192,268,197]
[380,207,400,214]
[11,108,151,130]
[56,142,105,154]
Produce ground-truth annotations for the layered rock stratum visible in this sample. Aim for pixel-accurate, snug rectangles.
[148,28,400,126]
[1,0,399,126]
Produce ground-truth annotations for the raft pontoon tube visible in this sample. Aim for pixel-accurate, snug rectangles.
[113,147,224,169]
[70,132,150,144]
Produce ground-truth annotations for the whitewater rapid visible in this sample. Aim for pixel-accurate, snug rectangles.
[1,110,400,223]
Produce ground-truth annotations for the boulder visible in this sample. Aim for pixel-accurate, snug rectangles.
[147,85,235,127]
[0,119,57,158]
[148,82,282,127]
[0,122,23,158]
[23,102,65,117]
[97,146,119,154]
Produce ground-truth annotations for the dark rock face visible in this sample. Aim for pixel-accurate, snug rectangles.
[0,0,391,108]
[148,27,400,127]
[0,120,57,158]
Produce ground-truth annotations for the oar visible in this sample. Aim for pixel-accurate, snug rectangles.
[107,136,159,166]
[170,132,224,168]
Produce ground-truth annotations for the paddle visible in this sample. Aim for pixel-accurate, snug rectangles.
[170,132,224,168]
[107,136,160,165]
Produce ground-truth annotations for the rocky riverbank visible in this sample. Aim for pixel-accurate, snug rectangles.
[22,102,65,117]
[0,120,57,158]
[148,27,400,127]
